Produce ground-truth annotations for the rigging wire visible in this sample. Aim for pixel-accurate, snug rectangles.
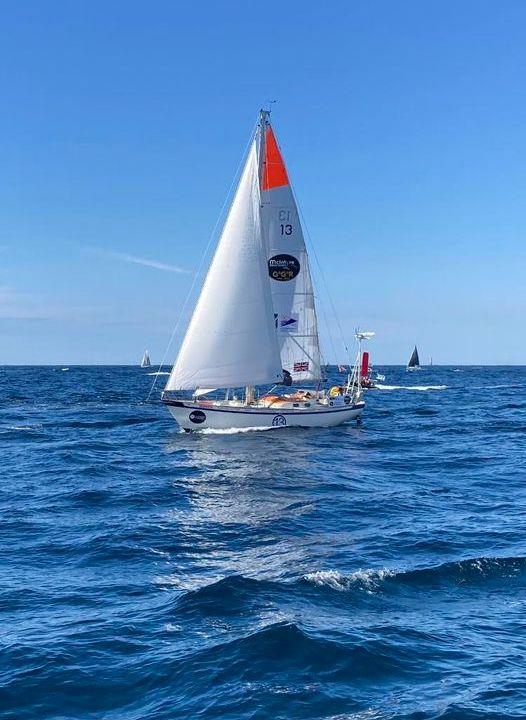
[146,121,259,402]
[303,211,352,362]
[290,182,353,366]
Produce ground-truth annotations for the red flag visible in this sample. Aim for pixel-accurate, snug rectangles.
[361,351,369,378]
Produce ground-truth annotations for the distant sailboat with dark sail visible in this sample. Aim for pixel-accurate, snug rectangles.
[141,350,151,369]
[406,346,421,372]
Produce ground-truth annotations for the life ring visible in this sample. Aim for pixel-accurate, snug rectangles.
[329,386,343,398]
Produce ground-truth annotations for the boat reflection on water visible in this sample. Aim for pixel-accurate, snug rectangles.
[160,425,366,588]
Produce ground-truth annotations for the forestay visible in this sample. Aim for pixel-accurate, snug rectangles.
[260,121,322,383]
[165,141,283,391]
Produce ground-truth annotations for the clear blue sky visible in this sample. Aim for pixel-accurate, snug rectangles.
[1,0,525,365]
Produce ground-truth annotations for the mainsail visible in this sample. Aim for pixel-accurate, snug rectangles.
[165,140,283,392]
[260,117,322,382]
[407,346,420,368]
[141,350,151,368]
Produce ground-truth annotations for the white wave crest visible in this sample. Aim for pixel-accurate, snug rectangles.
[304,568,394,592]
[164,623,183,632]
[147,371,170,376]
[375,384,447,391]
[183,425,276,435]
[5,424,43,431]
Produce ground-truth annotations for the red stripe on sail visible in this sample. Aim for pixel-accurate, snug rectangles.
[262,126,289,190]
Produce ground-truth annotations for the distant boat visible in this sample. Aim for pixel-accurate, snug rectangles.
[429,357,433,366]
[406,346,421,371]
[141,350,151,368]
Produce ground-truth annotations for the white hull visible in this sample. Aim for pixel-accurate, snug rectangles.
[163,398,365,431]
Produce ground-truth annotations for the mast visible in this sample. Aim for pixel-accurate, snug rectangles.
[258,108,270,187]
[244,109,271,406]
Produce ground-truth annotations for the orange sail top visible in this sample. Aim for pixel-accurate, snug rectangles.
[261,125,289,190]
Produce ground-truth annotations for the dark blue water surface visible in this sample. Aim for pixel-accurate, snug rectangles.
[1,366,526,720]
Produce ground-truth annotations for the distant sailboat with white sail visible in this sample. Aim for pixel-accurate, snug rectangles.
[141,350,151,369]
[406,346,421,371]
[162,110,366,431]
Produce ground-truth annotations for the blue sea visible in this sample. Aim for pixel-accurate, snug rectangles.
[1,366,526,720]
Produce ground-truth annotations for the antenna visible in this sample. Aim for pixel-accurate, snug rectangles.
[355,329,375,342]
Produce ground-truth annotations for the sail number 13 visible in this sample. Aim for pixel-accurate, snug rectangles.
[278,210,293,236]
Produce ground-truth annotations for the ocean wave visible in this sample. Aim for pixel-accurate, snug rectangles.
[304,569,395,592]
[303,556,526,594]
[173,575,280,614]
[3,423,43,431]
[183,425,276,435]
[157,556,526,605]
[375,384,447,391]
[170,620,413,680]
[147,371,170,376]
[57,417,159,429]
[471,384,526,390]
[400,555,526,586]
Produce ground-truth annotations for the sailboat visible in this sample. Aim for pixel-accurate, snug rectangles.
[406,345,421,371]
[141,350,151,368]
[161,110,366,431]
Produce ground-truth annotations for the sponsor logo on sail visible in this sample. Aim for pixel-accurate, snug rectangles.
[272,414,287,427]
[189,410,206,424]
[268,254,300,282]
[274,313,298,331]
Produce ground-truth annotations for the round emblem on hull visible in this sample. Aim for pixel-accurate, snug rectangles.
[189,410,206,424]
[272,414,287,427]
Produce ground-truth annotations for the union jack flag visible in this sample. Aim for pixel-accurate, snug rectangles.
[293,361,309,372]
